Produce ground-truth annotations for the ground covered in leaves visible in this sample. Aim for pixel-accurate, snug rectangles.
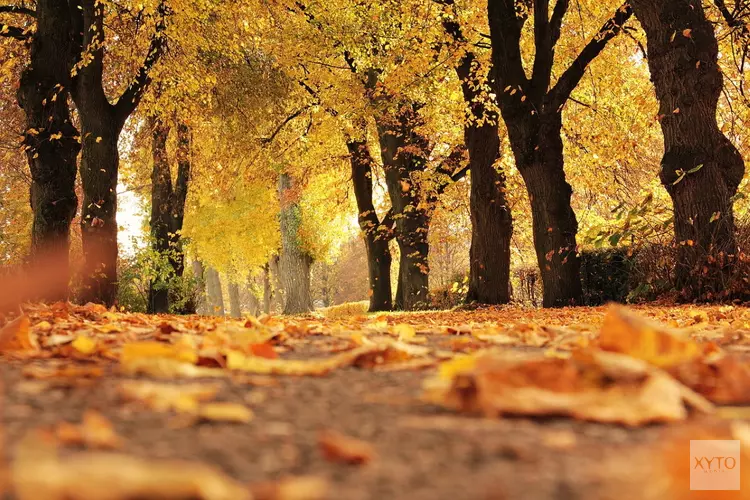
[2,303,750,499]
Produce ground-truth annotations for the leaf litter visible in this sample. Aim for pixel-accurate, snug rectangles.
[1,302,750,497]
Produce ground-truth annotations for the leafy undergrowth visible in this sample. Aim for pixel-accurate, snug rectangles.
[1,303,750,498]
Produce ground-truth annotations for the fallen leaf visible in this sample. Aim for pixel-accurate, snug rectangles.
[424,349,712,426]
[0,316,37,352]
[55,410,123,449]
[71,336,97,355]
[318,430,375,465]
[598,305,701,367]
[249,476,329,500]
[12,431,252,500]
[197,403,253,423]
[118,380,220,413]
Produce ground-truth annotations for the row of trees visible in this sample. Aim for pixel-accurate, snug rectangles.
[0,0,747,313]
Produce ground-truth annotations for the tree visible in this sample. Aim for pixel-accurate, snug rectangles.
[71,0,168,306]
[2,2,80,299]
[440,1,513,305]
[147,116,191,313]
[347,136,395,311]
[630,0,746,300]
[486,0,632,307]
[278,173,314,314]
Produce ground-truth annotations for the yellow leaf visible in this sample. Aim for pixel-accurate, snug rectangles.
[72,336,97,355]
[393,324,416,341]
[198,403,253,423]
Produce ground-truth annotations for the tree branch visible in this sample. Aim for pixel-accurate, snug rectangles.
[114,0,169,124]
[260,106,310,145]
[0,23,28,40]
[487,0,530,94]
[0,5,34,16]
[548,2,633,112]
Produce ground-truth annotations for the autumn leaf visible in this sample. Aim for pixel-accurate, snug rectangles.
[318,430,376,465]
[0,315,37,352]
[597,305,702,367]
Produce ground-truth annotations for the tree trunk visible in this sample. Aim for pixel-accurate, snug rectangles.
[78,118,121,306]
[631,0,745,301]
[192,259,208,315]
[205,267,225,316]
[278,174,314,314]
[147,117,191,313]
[263,263,271,314]
[245,284,261,316]
[374,104,431,311]
[228,282,241,318]
[16,0,80,301]
[147,116,171,313]
[506,112,583,307]
[347,138,393,312]
[454,59,512,305]
[71,0,166,306]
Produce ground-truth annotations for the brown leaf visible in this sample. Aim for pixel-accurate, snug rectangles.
[424,349,712,426]
[318,430,376,465]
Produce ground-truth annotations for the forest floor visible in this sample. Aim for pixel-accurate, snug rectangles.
[1,303,750,499]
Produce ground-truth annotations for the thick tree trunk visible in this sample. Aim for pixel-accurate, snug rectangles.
[506,113,582,308]
[72,0,166,306]
[228,282,241,318]
[205,267,225,316]
[78,119,120,306]
[631,0,745,301]
[454,57,512,305]
[347,139,393,312]
[375,104,431,311]
[278,174,314,315]
[16,0,80,301]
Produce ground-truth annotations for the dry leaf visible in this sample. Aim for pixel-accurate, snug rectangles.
[424,349,712,426]
[12,432,252,500]
[318,430,375,465]
[598,305,701,367]
[55,410,123,449]
[0,316,37,352]
[249,476,329,500]
[118,380,220,413]
[197,403,253,423]
[226,344,385,375]
[71,336,97,355]
[120,356,226,379]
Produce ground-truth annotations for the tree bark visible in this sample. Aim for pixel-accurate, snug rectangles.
[446,29,513,305]
[263,263,271,314]
[630,0,745,301]
[228,282,241,318]
[147,117,191,313]
[374,103,431,311]
[191,260,208,315]
[487,1,632,307]
[71,0,166,306]
[205,267,225,316]
[278,173,314,314]
[347,138,393,312]
[15,0,80,301]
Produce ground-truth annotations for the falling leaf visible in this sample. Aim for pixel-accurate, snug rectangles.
[318,430,376,465]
